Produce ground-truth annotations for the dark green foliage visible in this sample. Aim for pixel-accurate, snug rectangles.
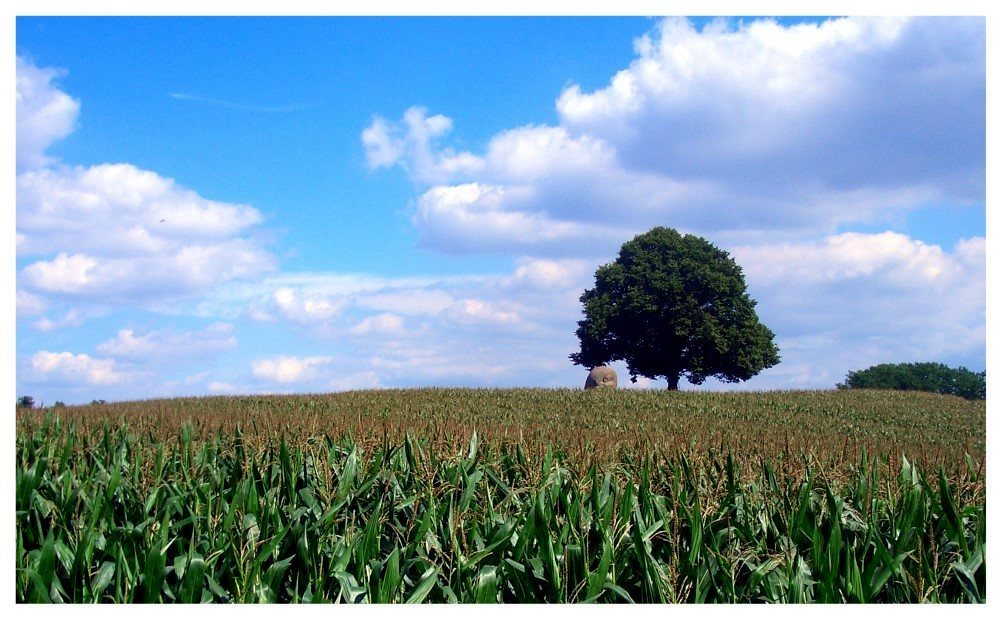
[838,363,985,400]
[18,396,35,408]
[571,227,779,389]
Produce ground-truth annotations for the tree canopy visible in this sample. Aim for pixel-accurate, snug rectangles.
[571,227,779,390]
[837,362,985,400]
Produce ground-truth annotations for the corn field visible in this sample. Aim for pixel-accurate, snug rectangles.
[15,388,985,603]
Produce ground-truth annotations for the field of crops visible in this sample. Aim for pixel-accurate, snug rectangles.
[15,388,985,603]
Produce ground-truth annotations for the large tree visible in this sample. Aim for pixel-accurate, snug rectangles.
[571,227,779,390]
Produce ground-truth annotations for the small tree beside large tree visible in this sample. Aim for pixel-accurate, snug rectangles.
[837,362,985,400]
[571,227,780,390]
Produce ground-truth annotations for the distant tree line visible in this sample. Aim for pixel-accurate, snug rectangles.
[838,362,985,400]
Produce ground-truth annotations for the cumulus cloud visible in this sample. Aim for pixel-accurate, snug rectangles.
[33,309,85,333]
[445,298,522,326]
[349,312,408,336]
[16,56,80,172]
[207,381,237,394]
[251,355,334,384]
[27,351,123,386]
[557,18,983,199]
[362,107,483,184]
[16,57,276,306]
[364,17,984,255]
[207,268,560,341]
[732,232,985,388]
[501,257,590,291]
[16,290,49,317]
[267,286,345,324]
[96,322,237,359]
[211,272,481,328]
[195,265,587,389]
[17,163,264,256]
[20,242,273,301]
[412,182,617,255]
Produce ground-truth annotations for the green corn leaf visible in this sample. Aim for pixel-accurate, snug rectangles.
[336,447,359,500]
[261,556,294,602]
[178,553,206,603]
[90,561,115,601]
[251,525,289,569]
[204,573,230,602]
[937,468,970,560]
[333,571,366,603]
[951,545,984,603]
[473,565,500,603]
[405,566,438,604]
[602,581,635,603]
[379,548,401,603]
[586,539,614,600]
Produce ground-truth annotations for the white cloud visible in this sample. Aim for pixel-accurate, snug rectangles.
[33,308,85,333]
[22,253,98,294]
[483,125,614,182]
[16,58,276,306]
[28,351,123,386]
[345,16,983,392]
[557,17,982,198]
[360,116,405,169]
[349,312,407,336]
[20,241,273,300]
[17,164,262,256]
[251,355,334,384]
[16,56,80,172]
[412,183,614,254]
[16,290,49,317]
[207,381,236,394]
[182,372,210,385]
[735,232,970,287]
[362,107,483,184]
[14,21,985,402]
[96,322,237,359]
[268,286,344,324]
[208,272,480,328]
[446,299,522,326]
[731,232,985,388]
[502,257,590,290]
[194,265,586,389]
[365,18,983,255]
[223,230,982,392]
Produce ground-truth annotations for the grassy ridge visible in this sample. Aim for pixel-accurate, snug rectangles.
[15,389,986,603]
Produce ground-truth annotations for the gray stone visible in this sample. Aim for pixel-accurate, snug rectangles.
[585,365,618,389]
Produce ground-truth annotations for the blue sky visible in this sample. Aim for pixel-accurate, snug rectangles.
[14,16,986,403]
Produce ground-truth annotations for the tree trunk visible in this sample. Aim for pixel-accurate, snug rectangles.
[667,373,680,391]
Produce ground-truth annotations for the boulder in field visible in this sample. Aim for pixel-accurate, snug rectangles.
[585,365,617,389]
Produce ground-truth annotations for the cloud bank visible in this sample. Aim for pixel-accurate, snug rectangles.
[365,17,984,256]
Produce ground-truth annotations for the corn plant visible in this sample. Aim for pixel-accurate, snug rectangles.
[15,391,985,603]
